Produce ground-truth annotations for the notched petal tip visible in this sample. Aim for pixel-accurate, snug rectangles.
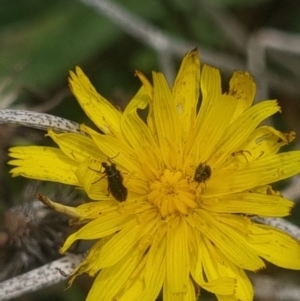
[135,70,153,99]
[68,66,84,87]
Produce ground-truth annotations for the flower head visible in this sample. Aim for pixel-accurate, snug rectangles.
[8,49,300,301]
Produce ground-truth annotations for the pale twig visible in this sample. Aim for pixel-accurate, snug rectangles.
[0,110,80,133]
[78,0,300,98]
[247,28,300,100]
[157,50,176,86]
[0,253,85,301]
[193,0,248,53]
[79,0,244,73]
[194,3,300,100]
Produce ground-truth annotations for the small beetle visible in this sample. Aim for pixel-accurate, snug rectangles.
[194,162,211,186]
[93,158,127,202]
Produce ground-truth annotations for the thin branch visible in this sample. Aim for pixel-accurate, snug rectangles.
[194,0,248,53]
[0,110,81,133]
[79,0,244,73]
[156,50,176,86]
[79,0,300,99]
[247,28,300,100]
[0,253,85,301]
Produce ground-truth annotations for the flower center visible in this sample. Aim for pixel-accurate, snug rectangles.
[148,169,197,217]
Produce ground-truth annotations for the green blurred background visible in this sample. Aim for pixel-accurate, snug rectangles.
[1,0,300,300]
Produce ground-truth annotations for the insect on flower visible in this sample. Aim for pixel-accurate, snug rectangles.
[92,157,128,202]
[8,49,300,301]
[194,162,212,186]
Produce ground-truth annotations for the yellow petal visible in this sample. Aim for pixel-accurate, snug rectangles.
[199,235,253,301]
[8,146,78,185]
[61,211,132,251]
[166,216,189,300]
[76,157,109,200]
[172,48,200,141]
[200,65,222,115]
[143,230,166,301]
[188,226,236,295]
[86,245,146,301]
[228,71,256,122]
[81,124,141,176]
[195,210,265,271]
[216,265,253,301]
[208,151,300,196]
[121,86,158,154]
[135,70,153,99]
[91,210,158,269]
[163,278,196,301]
[69,67,122,137]
[117,276,144,301]
[47,128,101,162]
[248,223,300,269]
[187,94,237,165]
[135,70,156,138]
[212,100,281,167]
[201,192,293,217]
[237,126,296,161]
[37,193,81,218]
[76,200,118,219]
[152,72,182,169]
[214,214,300,269]
[184,279,198,301]
[66,238,110,284]
[184,65,223,159]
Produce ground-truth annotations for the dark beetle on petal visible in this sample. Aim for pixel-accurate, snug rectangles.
[194,162,212,185]
[92,157,128,202]
[101,161,128,202]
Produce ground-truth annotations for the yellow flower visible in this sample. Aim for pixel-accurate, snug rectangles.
[8,49,300,301]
